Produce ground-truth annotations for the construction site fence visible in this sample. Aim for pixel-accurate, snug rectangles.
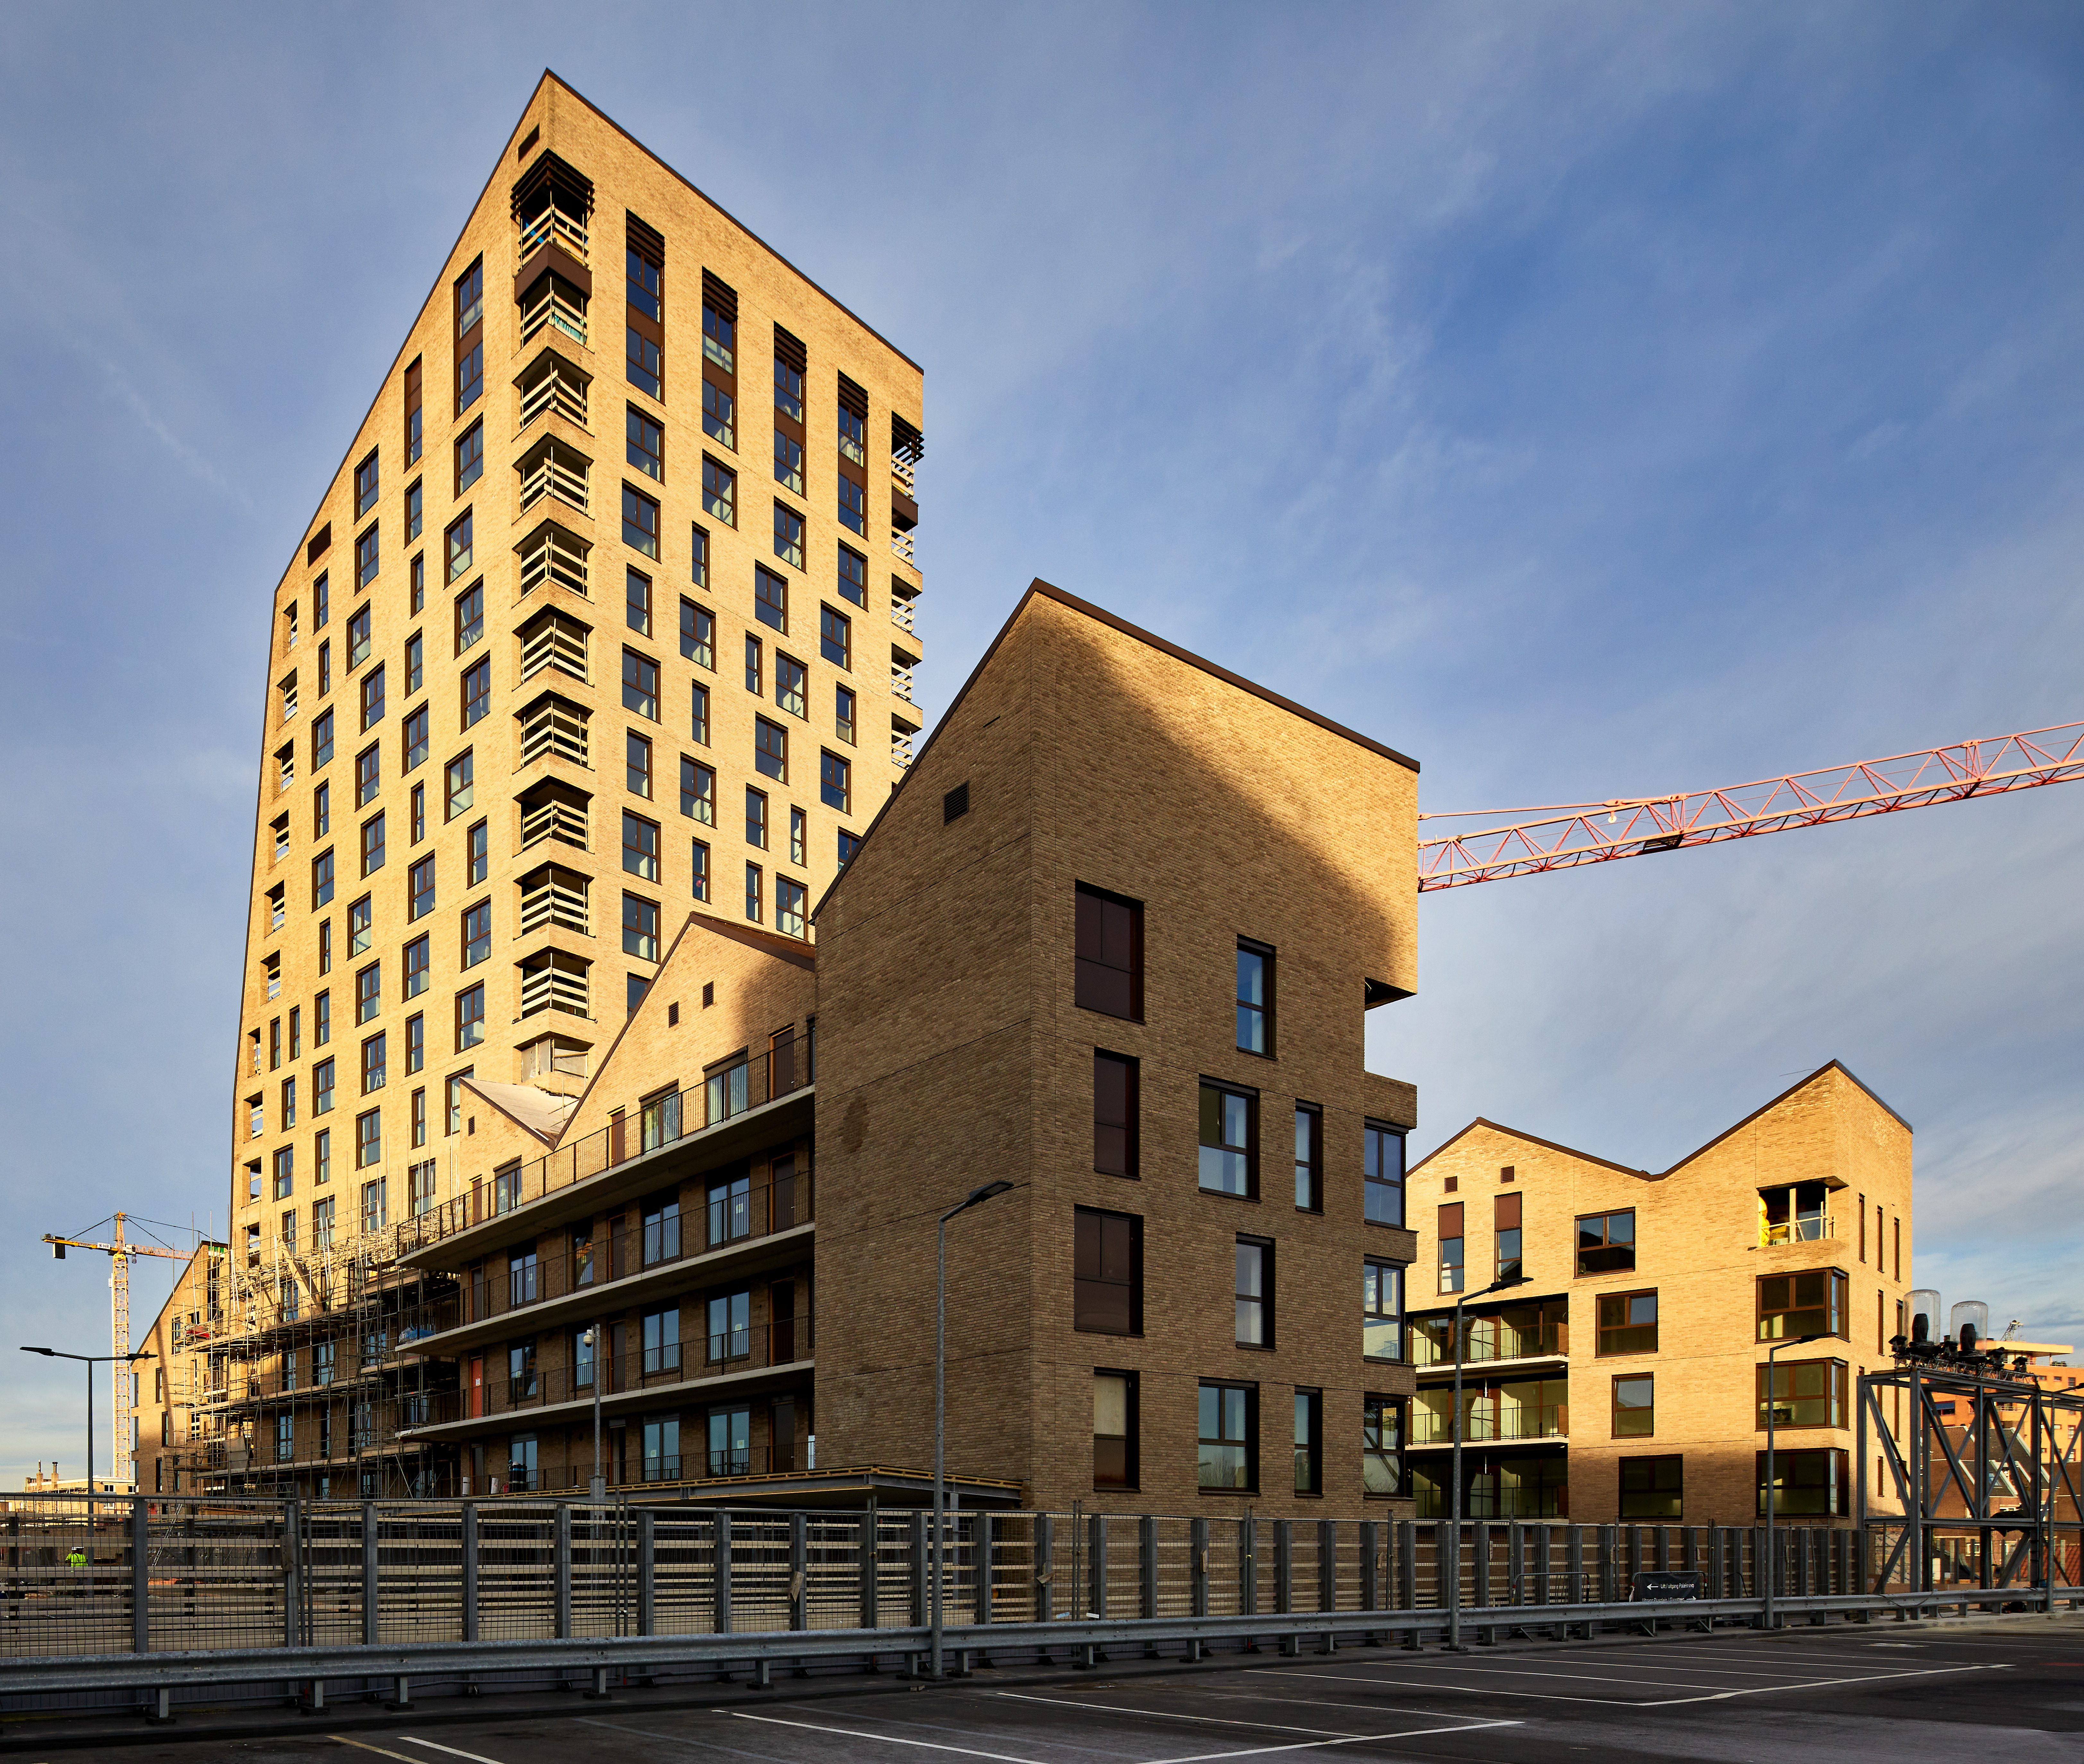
[7,1490,2078,1669]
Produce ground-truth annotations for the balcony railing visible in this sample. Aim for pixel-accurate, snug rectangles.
[891,528,915,564]
[520,278,587,349]
[1412,1404,1567,1445]
[518,876,589,936]
[519,447,588,516]
[458,1169,813,1332]
[519,205,588,263]
[890,661,915,705]
[398,1032,814,1251]
[406,1319,812,1430]
[520,798,588,852]
[891,592,917,637]
[518,524,590,599]
[519,359,589,432]
[1761,1212,1836,1247]
[1410,1312,1568,1369]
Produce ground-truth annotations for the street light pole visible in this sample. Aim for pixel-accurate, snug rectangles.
[1446,1271,1528,1652]
[1762,1331,1822,1631]
[586,1322,605,1501]
[21,1346,148,1504]
[931,1181,1013,1682]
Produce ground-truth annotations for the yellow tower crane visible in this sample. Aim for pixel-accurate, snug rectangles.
[45,1215,226,1488]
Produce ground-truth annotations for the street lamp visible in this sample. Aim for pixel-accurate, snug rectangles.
[582,1323,605,1500]
[1445,1270,1529,1652]
[21,1346,150,1509]
[1761,1332,1822,1631]
[931,1180,1014,1680]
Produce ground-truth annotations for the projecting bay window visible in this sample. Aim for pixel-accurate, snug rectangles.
[1756,1357,1847,1430]
[517,347,589,430]
[517,519,591,599]
[517,434,589,516]
[519,864,589,935]
[519,608,589,684]
[518,692,589,767]
[518,949,589,1018]
[1365,1121,1406,1226]
[1756,1268,1848,1342]
[1759,1181,1834,1246]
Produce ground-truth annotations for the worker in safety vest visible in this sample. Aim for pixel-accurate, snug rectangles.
[64,1548,86,1569]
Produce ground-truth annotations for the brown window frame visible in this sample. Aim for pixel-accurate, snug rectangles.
[1595,1288,1659,1356]
[1094,1050,1139,1178]
[1576,1209,1636,1276]
[1619,1454,1683,1520]
[1755,1267,1849,1343]
[1755,1356,1847,1431]
[1093,1369,1138,1491]
[1073,1205,1141,1336]
[1611,1372,1654,1437]
[1073,882,1143,1021]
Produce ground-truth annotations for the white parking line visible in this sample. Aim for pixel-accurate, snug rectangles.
[726,1710,1051,1763]
[1252,1660,2010,1708]
[330,1740,427,1764]
[991,1689,1363,1735]
[400,1740,512,1764]
[1142,1726,1523,1763]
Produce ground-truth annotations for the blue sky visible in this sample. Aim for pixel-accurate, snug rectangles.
[2,3,2080,1484]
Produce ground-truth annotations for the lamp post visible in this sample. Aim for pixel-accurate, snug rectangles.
[21,1346,149,1506]
[1445,1270,1528,1652]
[932,1180,1013,1681]
[1761,1332,1822,1631]
[584,1322,605,1501]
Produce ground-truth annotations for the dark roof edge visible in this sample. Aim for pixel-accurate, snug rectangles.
[1406,1117,1652,1182]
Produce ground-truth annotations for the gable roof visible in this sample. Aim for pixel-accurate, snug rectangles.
[813,577,1422,920]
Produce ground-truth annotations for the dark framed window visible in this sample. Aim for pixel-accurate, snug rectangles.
[690,524,710,588]
[1363,1259,1403,1361]
[312,849,335,909]
[1094,1371,1137,1490]
[702,457,736,525]
[745,633,763,695]
[1756,1447,1847,1517]
[1235,1238,1271,1347]
[1294,1105,1322,1211]
[820,749,850,813]
[1496,1191,1523,1281]
[1363,1394,1405,1496]
[624,649,660,719]
[837,828,862,869]
[355,522,379,589]
[775,653,807,717]
[691,838,710,901]
[628,325,662,400]
[705,1292,747,1363]
[627,567,652,637]
[467,819,488,886]
[410,552,425,613]
[354,740,382,806]
[776,875,808,939]
[1757,1269,1848,1341]
[627,407,663,480]
[1199,1081,1257,1197]
[745,861,763,921]
[454,581,484,655]
[1620,1455,1683,1520]
[773,426,804,494]
[623,893,659,960]
[456,337,483,415]
[755,565,788,632]
[359,812,386,877]
[681,757,716,824]
[407,855,435,921]
[1438,1201,1464,1294]
[1293,1388,1322,1495]
[444,751,474,820]
[835,684,857,744]
[623,811,660,880]
[773,501,804,569]
[461,660,490,728]
[313,708,334,770]
[1073,883,1142,1019]
[354,450,379,518]
[405,359,423,465]
[1073,1206,1140,1335]
[359,1033,387,1095]
[681,598,714,667]
[819,603,850,668]
[837,545,867,606]
[359,662,386,732]
[403,706,428,773]
[355,1106,382,1169]
[754,716,787,781]
[1364,1121,1405,1226]
[1576,1210,1636,1275]
[1235,939,1273,1054]
[703,378,734,448]
[1756,1357,1847,1430]
[838,473,866,534]
[446,511,473,583]
[405,479,422,543]
[703,290,735,369]
[623,484,660,558]
[455,983,485,1051]
[404,934,429,998]
[1197,1381,1257,1492]
[744,786,767,849]
[1094,1050,1139,1177]
[1597,1289,1659,1356]
[463,900,491,967]
[455,420,483,494]
[314,1058,335,1115]
[1612,1374,1655,1437]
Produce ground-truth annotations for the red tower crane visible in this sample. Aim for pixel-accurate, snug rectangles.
[1417,719,2084,891]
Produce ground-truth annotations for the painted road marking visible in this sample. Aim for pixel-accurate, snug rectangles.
[330,1740,428,1764]
[400,1739,514,1764]
[1253,1660,2009,1708]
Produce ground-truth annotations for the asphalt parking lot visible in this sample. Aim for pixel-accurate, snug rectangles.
[17,1619,2084,1762]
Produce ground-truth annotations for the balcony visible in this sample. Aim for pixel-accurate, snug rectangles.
[517,519,591,601]
[520,274,588,349]
[519,203,588,266]
[1411,1302,1568,1371]
[518,348,590,431]
[1412,1397,1568,1446]
[891,585,918,637]
[1760,1181,1839,1247]
[518,437,590,517]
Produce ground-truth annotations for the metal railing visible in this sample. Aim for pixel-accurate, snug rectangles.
[892,593,917,636]
[519,446,589,515]
[518,523,590,599]
[1762,1213,1836,1246]
[519,206,588,262]
[398,1037,814,1252]
[1410,1315,1568,1368]
[520,278,587,349]
[1411,1404,1567,1445]
[520,359,588,431]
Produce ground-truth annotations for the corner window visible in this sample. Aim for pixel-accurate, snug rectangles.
[1576,1209,1636,1276]
[1756,1357,1847,1430]
[1363,1259,1403,1361]
[1364,1122,1405,1226]
[1363,1394,1405,1496]
[1073,1206,1140,1335]
[1757,1268,1848,1341]
[1620,1455,1683,1520]
[1094,1371,1137,1491]
[1073,883,1142,1020]
[1596,1289,1659,1356]
[1197,1381,1256,1492]
[1235,939,1272,1054]
[1198,1081,1256,1198]
[1094,1050,1138,1177]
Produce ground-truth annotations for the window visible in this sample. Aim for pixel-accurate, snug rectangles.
[1073,1207,1140,1335]
[1363,1122,1405,1225]
[1757,1357,1847,1429]
[455,582,485,655]
[455,420,483,494]
[446,511,473,583]
[681,757,716,823]
[1576,1210,1636,1275]
[1496,1191,1523,1281]
[410,782,425,842]
[349,895,372,954]
[1438,1202,1464,1293]
[359,662,386,732]
[754,716,787,781]
[838,473,866,535]
[461,660,490,728]
[1235,940,1272,1053]
[837,827,861,869]
[1094,1372,1137,1490]
[776,875,808,938]
[1198,1082,1256,1197]
[743,566,787,637]
[1757,1269,1848,1341]
[1612,1374,1655,1437]
[314,1058,336,1116]
[312,849,336,908]
[623,811,660,880]
[819,604,850,667]
[691,838,710,901]
[354,450,379,518]
[684,685,710,753]
[443,752,473,820]
[702,457,736,525]
[703,378,734,448]
[627,325,662,400]
[411,552,425,614]
[1074,884,1142,1018]
[623,893,659,959]
[355,960,381,1023]
[773,426,804,495]
[1198,1382,1256,1491]
[315,991,332,1046]
[705,1293,748,1363]
[313,708,334,770]
[625,566,652,637]
[1597,1289,1659,1355]
[627,407,662,480]
[468,820,488,886]
[405,479,422,544]
[463,900,491,967]
[1757,1447,1847,1517]
[624,650,659,720]
[774,654,807,719]
[402,704,428,772]
[744,861,763,921]
[1094,1050,1138,1176]
[272,1147,295,1199]
[1620,1455,1683,1520]
[837,544,867,606]
[360,812,386,877]
[1293,1389,1323,1496]
[455,256,483,338]
[681,598,714,667]
[361,1031,387,1094]
[313,1194,336,1247]
[835,684,856,745]
[773,501,804,569]
[1235,1238,1271,1347]
[355,523,379,590]
[800,752,845,820]
[455,983,485,1051]
[406,1013,424,1074]
[408,855,435,920]
[355,1108,381,1169]
[315,781,330,836]
[405,359,423,464]
[1294,1106,1322,1211]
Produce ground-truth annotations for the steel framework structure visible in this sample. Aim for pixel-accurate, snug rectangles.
[1417,719,2084,890]
[1857,1361,2084,1599]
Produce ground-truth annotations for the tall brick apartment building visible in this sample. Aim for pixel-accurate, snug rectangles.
[161,72,927,1497]
[319,581,1426,1515]
[1404,1062,1914,1526]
